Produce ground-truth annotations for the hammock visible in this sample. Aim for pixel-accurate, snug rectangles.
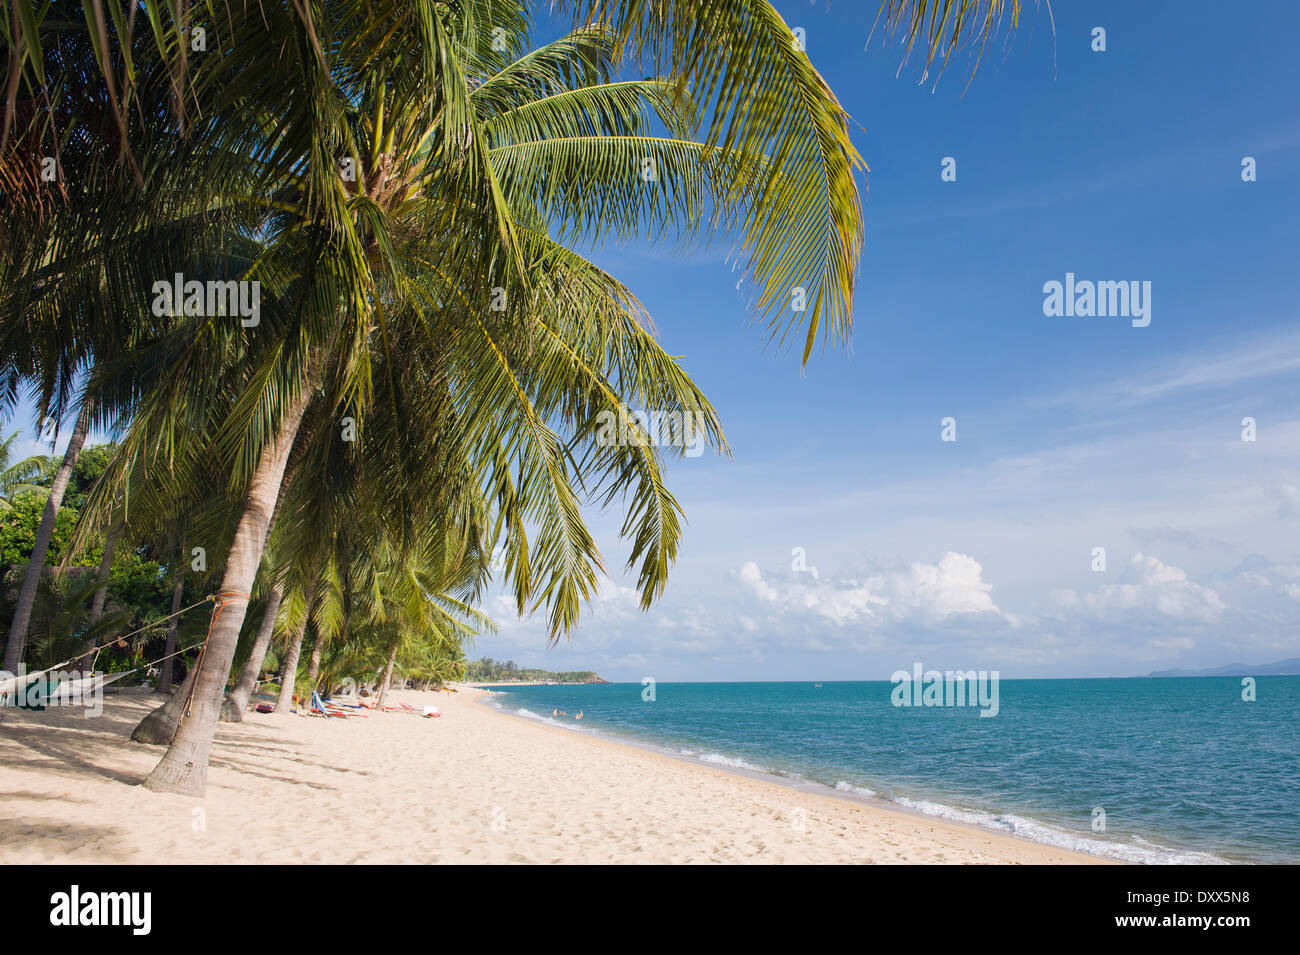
[46,670,134,702]
[0,662,73,698]
[0,595,221,701]
[2,667,135,701]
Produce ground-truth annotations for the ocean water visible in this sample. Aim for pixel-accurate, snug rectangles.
[482,677,1300,864]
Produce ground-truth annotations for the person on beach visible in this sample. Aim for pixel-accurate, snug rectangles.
[552,708,557,717]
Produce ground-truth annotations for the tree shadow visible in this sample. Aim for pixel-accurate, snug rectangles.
[0,818,135,862]
[0,729,147,786]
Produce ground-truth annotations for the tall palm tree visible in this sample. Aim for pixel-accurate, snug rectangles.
[0,1,1032,797]
[7,3,836,796]
[62,3,736,795]
[2,401,93,671]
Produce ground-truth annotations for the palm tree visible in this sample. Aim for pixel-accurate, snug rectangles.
[408,642,469,690]
[362,523,493,707]
[0,429,50,508]
[2,401,93,671]
[7,3,836,795]
[23,570,129,676]
[69,4,732,794]
[0,1,1032,797]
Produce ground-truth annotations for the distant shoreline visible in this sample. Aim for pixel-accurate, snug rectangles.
[463,680,603,687]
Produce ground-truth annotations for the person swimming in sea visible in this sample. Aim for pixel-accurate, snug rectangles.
[552,707,557,717]
[575,710,584,720]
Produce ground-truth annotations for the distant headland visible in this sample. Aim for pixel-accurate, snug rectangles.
[1147,657,1300,678]
[465,657,607,685]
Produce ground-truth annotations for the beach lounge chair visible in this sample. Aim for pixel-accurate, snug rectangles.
[310,691,353,719]
[325,696,366,708]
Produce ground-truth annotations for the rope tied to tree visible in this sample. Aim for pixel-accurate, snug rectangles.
[181,591,251,717]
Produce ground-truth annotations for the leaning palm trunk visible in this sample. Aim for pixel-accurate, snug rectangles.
[133,665,196,743]
[273,615,309,714]
[87,519,123,626]
[304,634,322,697]
[220,586,282,721]
[155,577,184,693]
[142,390,310,795]
[376,645,398,708]
[3,402,92,671]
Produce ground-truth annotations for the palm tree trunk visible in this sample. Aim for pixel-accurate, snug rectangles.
[87,518,123,626]
[142,388,310,796]
[133,664,196,744]
[273,614,309,714]
[3,402,92,672]
[219,468,293,722]
[305,633,322,696]
[220,585,282,721]
[156,577,184,693]
[376,645,398,708]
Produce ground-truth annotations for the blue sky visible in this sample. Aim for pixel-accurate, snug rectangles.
[480,0,1300,681]
[7,2,1300,681]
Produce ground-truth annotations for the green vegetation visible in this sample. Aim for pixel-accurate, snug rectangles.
[467,657,606,684]
[1,438,178,680]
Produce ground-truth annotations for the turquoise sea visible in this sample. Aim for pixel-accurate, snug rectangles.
[482,677,1300,864]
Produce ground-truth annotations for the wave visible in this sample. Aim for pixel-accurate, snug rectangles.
[888,795,1228,865]
[834,780,878,797]
[679,749,776,774]
[511,706,595,732]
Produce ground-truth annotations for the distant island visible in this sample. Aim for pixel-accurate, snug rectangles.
[1147,657,1300,678]
[466,657,607,685]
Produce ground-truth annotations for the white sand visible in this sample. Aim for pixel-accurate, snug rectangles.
[0,685,1107,864]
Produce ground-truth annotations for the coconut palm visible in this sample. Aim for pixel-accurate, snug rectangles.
[0,428,51,508]
[408,642,469,690]
[358,517,493,707]
[0,1,1031,798]
[1,402,93,671]
[22,570,130,675]
[4,2,832,795]
[51,3,733,794]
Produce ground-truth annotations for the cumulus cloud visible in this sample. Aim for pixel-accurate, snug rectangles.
[1083,553,1227,622]
[472,543,1300,678]
[736,552,1003,627]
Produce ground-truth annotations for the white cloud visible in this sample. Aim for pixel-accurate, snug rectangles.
[737,561,780,602]
[1080,554,1226,622]
[736,552,1002,627]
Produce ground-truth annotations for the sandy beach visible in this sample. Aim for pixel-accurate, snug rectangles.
[0,685,1106,864]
